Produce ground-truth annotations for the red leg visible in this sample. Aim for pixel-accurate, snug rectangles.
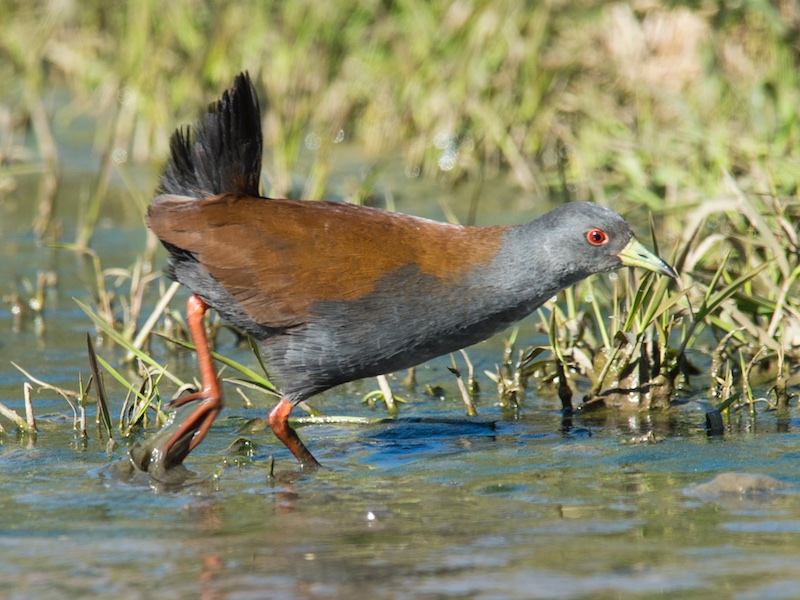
[157,294,223,464]
[268,398,321,468]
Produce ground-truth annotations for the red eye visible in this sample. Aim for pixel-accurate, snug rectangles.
[586,229,608,246]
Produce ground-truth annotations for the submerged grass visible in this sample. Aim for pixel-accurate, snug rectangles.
[2,2,799,451]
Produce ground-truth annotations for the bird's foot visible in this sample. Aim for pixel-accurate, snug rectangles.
[129,392,221,476]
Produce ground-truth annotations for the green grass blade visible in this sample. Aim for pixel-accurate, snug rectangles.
[85,333,113,437]
[75,298,185,387]
[695,260,774,321]
[157,334,278,395]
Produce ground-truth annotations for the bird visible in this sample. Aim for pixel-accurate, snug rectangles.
[133,72,677,473]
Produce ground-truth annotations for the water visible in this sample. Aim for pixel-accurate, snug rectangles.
[2,151,800,599]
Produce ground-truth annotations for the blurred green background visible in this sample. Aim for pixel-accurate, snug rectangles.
[2,0,798,210]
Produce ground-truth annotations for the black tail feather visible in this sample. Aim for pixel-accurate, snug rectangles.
[157,72,262,198]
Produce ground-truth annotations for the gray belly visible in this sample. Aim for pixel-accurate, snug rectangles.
[258,266,543,401]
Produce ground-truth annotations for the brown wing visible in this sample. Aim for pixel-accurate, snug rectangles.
[146,193,507,328]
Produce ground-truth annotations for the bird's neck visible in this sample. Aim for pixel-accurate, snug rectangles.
[478,220,588,308]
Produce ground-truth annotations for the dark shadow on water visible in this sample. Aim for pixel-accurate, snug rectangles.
[354,417,498,468]
[94,456,216,494]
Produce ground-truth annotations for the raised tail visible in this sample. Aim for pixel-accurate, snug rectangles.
[157,71,262,198]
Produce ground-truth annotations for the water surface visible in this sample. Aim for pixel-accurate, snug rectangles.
[1,149,799,599]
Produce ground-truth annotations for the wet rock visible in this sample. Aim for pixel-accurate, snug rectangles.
[688,472,787,495]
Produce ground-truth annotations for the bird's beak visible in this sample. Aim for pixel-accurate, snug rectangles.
[617,238,678,279]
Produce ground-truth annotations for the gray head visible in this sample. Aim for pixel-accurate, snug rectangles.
[502,202,676,293]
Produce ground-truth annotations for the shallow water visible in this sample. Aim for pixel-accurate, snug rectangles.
[2,154,800,599]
